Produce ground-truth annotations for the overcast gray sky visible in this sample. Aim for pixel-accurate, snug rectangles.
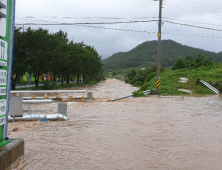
[15,0,222,59]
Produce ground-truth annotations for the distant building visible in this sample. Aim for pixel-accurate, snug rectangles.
[41,74,53,81]
[139,68,146,71]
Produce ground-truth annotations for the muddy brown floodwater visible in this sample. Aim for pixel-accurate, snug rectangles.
[7,79,222,170]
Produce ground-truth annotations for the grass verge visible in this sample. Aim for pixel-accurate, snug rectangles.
[140,64,222,95]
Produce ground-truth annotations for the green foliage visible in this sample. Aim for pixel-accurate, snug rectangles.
[16,80,98,90]
[138,64,222,95]
[112,71,117,76]
[41,81,56,90]
[185,56,194,68]
[134,81,143,87]
[211,82,222,91]
[125,69,137,84]
[102,40,222,72]
[172,54,214,70]
[133,90,145,97]
[128,69,137,78]
[12,27,104,89]
[146,72,156,82]
[125,66,163,86]
[12,27,29,89]
[172,57,185,70]
[193,54,213,68]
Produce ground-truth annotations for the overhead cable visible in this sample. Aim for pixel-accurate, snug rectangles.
[14,16,222,39]
[164,20,222,32]
[174,0,222,10]
[16,16,158,20]
[15,23,222,39]
[77,24,222,39]
[15,18,222,32]
[163,17,222,27]
[163,3,222,16]
[163,6,222,20]
[15,20,158,25]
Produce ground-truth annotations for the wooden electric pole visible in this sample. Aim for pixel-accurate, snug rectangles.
[156,0,163,95]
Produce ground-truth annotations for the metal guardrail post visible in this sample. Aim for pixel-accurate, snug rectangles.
[28,104,31,115]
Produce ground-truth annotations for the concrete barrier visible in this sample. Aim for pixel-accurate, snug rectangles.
[87,92,93,102]
[58,103,67,116]
[0,139,25,170]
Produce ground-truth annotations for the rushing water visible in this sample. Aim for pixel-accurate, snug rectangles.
[7,79,222,170]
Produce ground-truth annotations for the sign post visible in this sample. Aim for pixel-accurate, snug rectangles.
[0,0,15,147]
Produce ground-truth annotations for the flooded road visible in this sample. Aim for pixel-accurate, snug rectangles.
[8,79,222,170]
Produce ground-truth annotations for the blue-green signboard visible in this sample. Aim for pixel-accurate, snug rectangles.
[0,0,15,147]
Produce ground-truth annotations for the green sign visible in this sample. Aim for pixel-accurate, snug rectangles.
[0,0,15,146]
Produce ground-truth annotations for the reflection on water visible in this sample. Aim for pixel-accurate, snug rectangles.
[8,79,222,170]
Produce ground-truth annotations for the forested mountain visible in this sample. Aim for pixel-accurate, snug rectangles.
[103,40,222,71]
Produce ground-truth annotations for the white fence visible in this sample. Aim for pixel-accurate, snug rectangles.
[11,90,87,99]
[9,96,68,122]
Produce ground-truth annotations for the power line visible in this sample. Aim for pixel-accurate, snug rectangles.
[163,17,222,27]
[15,18,222,32]
[168,0,222,10]
[16,15,222,27]
[163,4,222,18]
[77,25,222,39]
[162,32,222,39]
[17,16,222,27]
[14,17,222,39]
[72,24,157,34]
[164,20,222,32]
[163,6,222,20]
[163,2,222,16]
[15,23,222,39]
[16,16,159,20]
[15,20,158,25]
[86,22,144,42]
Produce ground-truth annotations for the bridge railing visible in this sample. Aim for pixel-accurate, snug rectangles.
[9,96,68,122]
[11,90,87,99]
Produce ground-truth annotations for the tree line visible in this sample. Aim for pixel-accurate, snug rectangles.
[12,27,104,90]
[172,54,213,70]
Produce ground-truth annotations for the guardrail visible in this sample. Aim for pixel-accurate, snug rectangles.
[199,79,219,94]
[9,114,68,122]
[9,97,68,122]
[23,99,53,115]
[11,90,87,99]
[109,90,151,101]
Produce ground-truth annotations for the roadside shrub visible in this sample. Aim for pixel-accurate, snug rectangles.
[146,72,156,82]
[140,82,151,91]
[134,81,143,87]
[133,90,145,97]
[42,81,56,90]
[195,77,203,85]
[172,57,185,70]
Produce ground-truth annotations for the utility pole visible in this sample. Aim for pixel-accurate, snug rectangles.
[156,0,163,95]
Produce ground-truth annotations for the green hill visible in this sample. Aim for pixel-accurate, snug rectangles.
[103,40,222,71]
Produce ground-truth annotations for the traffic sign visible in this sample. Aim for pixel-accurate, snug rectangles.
[0,0,15,146]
